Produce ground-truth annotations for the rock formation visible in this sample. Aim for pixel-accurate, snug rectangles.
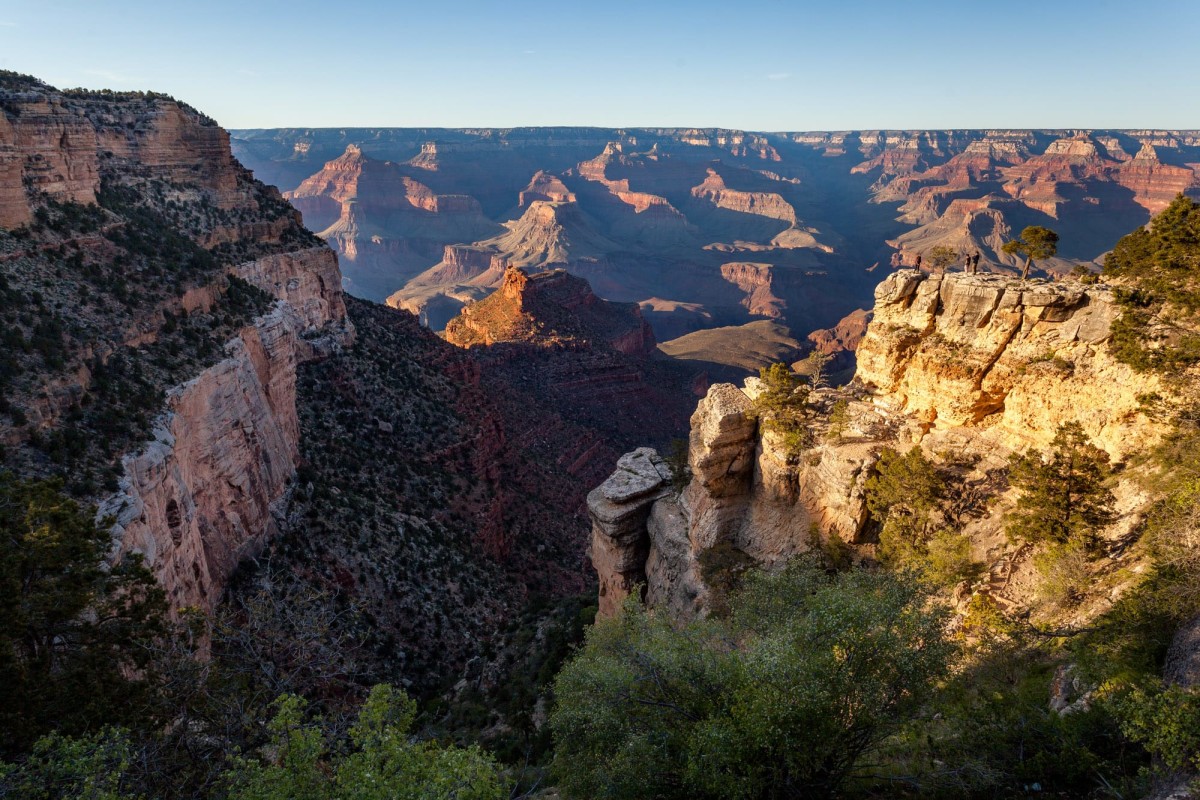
[444,267,656,355]
[855,270,1152,456]
[100,248,351,613]
[237,125,1200,359]
[519,170,576,207]
[282,145,500,300]
[590,268,1166,622]
[0,74,353,615]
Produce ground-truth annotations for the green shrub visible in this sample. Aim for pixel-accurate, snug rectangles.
[549,561,955,799]
[1005,422,1116,550]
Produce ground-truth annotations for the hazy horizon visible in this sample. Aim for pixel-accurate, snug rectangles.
[3,0,1198,131]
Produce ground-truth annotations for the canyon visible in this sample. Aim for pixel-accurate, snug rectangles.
[234,126,1200,375]
[6,66,1200,796]
[0,73,696,696]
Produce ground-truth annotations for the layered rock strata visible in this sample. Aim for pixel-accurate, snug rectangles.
[591,269,1164,619]
[100,248,352,613]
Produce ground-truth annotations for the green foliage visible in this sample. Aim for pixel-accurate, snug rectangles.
[1104,195,1200,371]
[888,642,1147,797]
[1004,422,1116,549]
[697,539,756,616]
[924,529,982,588]
[927,244,958,271]
[226,685,504,800]
[752,362,811,456]
[1033,538,1092,606]
[1002,225,1059,277]
[866,447,944,533]
[0,474,166,756]
[1112,681,1200,773]
[865,447,979,584]
[664,437,691,493]
[0,727,138,800]
[826,398,850,441]
[808,524,854,572]
[549,561,955,799]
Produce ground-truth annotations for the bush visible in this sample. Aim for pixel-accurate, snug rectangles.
[0,474,166,755]
[1104,195,1200,371]
[549,561,955,799]
[1005,422,1116,550]
[225,685,504,800]
[752,363,811,456]
[1033,539,1092,606]
[1112,682,1200,773]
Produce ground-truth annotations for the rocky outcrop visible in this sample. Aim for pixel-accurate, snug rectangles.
[592,268,1167,621]
[691,167,797,224]
[476,201,618,268]
[519,170,576,206]
[101,242,353,616]
[0,77,255,230]
[587,448,674,616]
[444,267,656,356]
[590,383,758,619]
[720,262,786,318]
[855,270,1157,457]
[0,74,358,616]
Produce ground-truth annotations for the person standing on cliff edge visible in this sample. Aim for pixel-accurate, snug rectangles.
[915,253,923,271]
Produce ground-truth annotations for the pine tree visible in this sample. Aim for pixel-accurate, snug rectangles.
[1002,226,1059,280]
[1005,422,1116,549]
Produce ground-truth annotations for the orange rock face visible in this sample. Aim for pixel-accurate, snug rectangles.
[0,83,254,229]
[444,267,656,356]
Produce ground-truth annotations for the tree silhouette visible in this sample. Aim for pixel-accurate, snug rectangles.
[1002,226,1059,280]
[928,245,958,273]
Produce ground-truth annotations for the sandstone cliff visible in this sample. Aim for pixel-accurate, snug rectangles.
[591,269,1165,623]
[100,248,351,613]
[444,267,656,355]
[0,74,352,615]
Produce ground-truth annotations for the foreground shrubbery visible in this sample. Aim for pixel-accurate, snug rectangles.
[550,562,956,799]
[1,687,504,800]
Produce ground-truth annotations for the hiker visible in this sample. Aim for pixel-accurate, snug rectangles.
[971,252,980,273]
[915,253,923,271]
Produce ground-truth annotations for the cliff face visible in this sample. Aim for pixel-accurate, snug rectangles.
[591,270,1163,621]
[855,270,1154,456]
[100,248,351,612]
[444,266,656,355]
[0,75,352,615]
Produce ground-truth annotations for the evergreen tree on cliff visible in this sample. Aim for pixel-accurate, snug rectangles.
[0,474,166,755]
[1002,225,1059,280]
[1005,422,1116,550]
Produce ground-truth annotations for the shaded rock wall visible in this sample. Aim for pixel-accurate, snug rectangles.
[101,247,353,613]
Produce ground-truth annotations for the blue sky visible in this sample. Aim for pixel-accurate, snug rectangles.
[1,0,1197,130]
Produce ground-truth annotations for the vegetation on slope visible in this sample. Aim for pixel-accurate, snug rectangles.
[1106,194,1200,371]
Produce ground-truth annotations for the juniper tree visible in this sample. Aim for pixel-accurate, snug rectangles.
[1005,422,1116,550]
[1002,225,1059,280]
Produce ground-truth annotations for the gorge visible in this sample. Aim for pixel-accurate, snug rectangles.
[5,66,1200,799]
